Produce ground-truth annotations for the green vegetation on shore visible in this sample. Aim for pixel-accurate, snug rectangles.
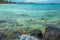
[0,0,34,4]
[0,0,60,4]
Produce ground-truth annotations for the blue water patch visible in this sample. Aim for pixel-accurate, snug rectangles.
[0,4,60,10]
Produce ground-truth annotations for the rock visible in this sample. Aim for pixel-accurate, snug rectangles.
[30,29,43,39]
[0,33,8,40]
[21,29,28,34]
[8,32,21,39]
[12,32,21,39]
[16,14,29,17]
[13,38,20,40]
[45,26,60,40]
[56,35,60,40]
[0,20,7,24]
[29,19,33,22]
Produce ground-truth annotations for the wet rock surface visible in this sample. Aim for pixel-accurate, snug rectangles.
[0,27,60,40]
[44,26,60,40]
[30,29,43,39]
[0,20,7,24]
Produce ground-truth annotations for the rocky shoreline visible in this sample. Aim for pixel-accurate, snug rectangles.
[0,19,60,40]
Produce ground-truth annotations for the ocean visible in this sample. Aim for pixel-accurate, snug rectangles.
[0,3,60,31]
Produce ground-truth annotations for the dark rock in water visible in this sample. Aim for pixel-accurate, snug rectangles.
[41,18,45,20]
[12,32,22,39]
[19,24,24,26]
[0,20,7,24]
[29,19,33,22]
[0,33,2,40]
[45,26,60,34]
[56,35,60,40]
[0,33,8,40]
[16,14,29,17]
[20,14,28,16]
[30,29,43,39]
[45,26,60,40]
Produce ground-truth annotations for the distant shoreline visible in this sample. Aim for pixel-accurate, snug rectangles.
[0,2,60,4]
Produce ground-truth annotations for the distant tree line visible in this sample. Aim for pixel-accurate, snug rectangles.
[0,0,35,4]
[0,0,16,4]
[0,0,5,3]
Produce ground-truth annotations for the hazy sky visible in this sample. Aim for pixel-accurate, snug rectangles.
[7,0,60,3]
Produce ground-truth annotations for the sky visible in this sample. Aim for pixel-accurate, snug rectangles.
[6,0,60,3]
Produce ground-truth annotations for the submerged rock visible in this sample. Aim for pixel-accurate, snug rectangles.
[0,33,8,40]
[0,20,7,24]
[16,14,30,17]
[12,32,22,38]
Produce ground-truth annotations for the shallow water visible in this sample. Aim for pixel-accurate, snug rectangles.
[0,4,60,32]
[0,4,60,20]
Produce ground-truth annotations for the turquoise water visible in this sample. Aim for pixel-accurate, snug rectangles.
[0,4,60,31]
[0,4,60,20]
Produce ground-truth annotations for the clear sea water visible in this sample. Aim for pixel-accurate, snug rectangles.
[0,4,60,31]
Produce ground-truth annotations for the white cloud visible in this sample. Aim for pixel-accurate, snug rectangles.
[6,0,60,3]
[26,0,36,2]
[25,0,49,3]
[39,0,48,2]
[35,0,48,3]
